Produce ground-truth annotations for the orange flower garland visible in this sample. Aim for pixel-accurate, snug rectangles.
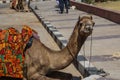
[0,25,32,78]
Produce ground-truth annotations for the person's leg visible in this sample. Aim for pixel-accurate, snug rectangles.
[63,0,68,13]
[67,0,70,8]
[58,0,64,13]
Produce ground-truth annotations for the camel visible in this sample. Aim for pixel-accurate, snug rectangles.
[23,15,95,80]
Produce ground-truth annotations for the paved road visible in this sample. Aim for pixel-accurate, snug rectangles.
[31,1,120,80]
[0,3,82,80]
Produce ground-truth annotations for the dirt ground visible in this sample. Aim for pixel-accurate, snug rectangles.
[0,8,38,29]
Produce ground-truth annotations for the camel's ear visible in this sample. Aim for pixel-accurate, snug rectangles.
[78,16,83,26]
[90,15,93,20]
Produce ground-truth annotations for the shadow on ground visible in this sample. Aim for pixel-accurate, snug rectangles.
[46,71,81,80]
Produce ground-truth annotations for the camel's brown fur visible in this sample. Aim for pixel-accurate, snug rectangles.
[23,16,95,80]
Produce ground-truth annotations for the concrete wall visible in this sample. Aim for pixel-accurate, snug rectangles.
[70,1,120,24]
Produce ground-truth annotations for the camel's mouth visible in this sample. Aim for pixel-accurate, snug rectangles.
[83,25,93,34]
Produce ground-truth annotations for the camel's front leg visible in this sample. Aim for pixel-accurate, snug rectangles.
[29,72,60,80]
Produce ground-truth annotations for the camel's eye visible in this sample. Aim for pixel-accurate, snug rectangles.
[79,22,83,26]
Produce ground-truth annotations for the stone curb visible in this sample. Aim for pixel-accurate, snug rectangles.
[30,6,105,79]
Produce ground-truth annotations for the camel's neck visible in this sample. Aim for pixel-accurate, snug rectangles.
[67,24,87,57]
[49,23,88,70]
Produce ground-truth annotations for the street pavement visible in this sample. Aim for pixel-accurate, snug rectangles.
[30,0,120,80]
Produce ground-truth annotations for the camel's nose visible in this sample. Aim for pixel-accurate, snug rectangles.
[86,25,93,31]
[88,27,93,31]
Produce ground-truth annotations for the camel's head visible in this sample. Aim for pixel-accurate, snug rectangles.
[77,16,95,36]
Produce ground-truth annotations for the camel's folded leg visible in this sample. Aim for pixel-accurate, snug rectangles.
[29,72,60,80]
